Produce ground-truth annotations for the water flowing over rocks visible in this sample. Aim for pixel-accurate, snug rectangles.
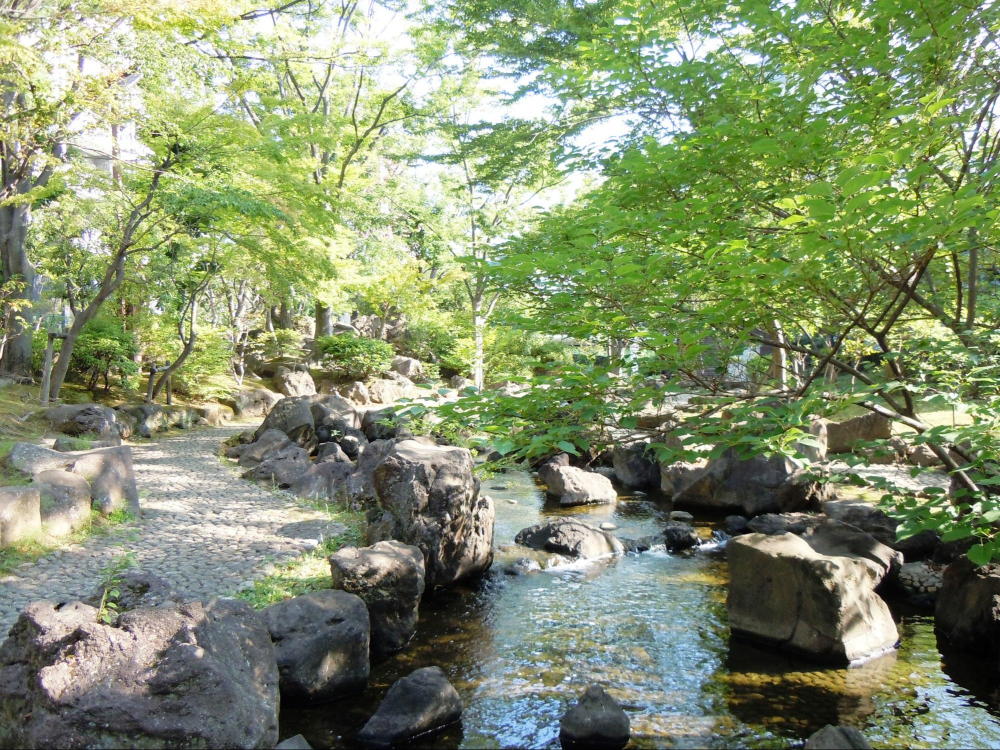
[515,519,624,560]
[0,598,279,749]
[727,520,900,664]
[559,684,631,750]
[329,540,425,657]
[262,590,370,703]
[366,440,493,589]
[357,666,463,747]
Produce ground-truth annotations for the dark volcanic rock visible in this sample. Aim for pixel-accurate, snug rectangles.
[357,666,462,747]
[329,541,425,658]
[262,590,370,703]
[559,684,630,750]
[0,598,279,749]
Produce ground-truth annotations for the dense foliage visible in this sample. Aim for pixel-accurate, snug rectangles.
[3,0,1000,564]
[316,335,395,381]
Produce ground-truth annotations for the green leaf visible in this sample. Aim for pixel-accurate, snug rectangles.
[557,440,579,455]
[967,543,994,566]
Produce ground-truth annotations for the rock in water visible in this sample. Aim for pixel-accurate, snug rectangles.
[262,590,370,703]
[541,464,618,506]
[357,666,462,747]
[0,599,279,749]
[514,519,624,560]
[368,440,494,589]
[611,443,659,489]
[661,521,699,552]
[804,725,872,749]
[275,735,313,749]
[935,557,1000,658]
[329,541,425,657]
[559,685,630,749]
[727,520,899,665]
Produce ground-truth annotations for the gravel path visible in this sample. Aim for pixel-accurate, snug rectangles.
[0,424,344,634]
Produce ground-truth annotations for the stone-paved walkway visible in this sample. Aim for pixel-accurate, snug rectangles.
[0,424,344,634]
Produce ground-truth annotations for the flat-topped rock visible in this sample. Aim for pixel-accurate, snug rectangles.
[727,520,899,664]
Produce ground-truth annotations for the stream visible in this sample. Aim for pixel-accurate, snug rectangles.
[281,470,1000,748]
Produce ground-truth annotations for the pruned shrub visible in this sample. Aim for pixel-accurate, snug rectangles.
[316,334,394,380]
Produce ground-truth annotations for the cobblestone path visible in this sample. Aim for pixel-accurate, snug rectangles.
[0,424,343,634]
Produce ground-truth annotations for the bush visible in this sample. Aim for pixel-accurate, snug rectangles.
[69,317,140,391]
[316,334,394,381]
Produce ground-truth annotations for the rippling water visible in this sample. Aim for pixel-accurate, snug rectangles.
[281,470,1000,748]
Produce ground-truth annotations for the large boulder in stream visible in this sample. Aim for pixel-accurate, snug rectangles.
[934,557,1000,658]
[661,448,828,516]
[0,599,279,749]
[367,440,494,589]
[540,463,617,506]
[559,684,630,750]
[329,540,426,658]
[611,442,659,489]
[357,666,462,747]
[262,590,370,703]
[727,520,899,664]
[804,725,872,749]
[515,519,624,561]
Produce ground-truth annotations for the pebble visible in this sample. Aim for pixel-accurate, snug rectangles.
[600,522,618,530]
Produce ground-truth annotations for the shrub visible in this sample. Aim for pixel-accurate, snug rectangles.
[69,317,140,391]
[316,334,394,381]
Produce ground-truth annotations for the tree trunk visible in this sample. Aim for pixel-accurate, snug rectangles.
[150,298,199,402]
[472,313,485,389]
[315,301,332,338]
[0,203,37,376]
[48,255,127,401]
[277,300,292,329]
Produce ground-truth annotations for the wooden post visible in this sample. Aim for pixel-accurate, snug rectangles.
[39,333,56,406]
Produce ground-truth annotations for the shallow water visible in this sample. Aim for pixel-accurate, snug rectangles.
[281,470,1000,748]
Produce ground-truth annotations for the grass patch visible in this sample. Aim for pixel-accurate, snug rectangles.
[0,508,136,576]
[235,502,366,609]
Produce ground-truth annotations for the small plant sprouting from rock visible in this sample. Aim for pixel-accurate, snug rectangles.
[96,551,137,625]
